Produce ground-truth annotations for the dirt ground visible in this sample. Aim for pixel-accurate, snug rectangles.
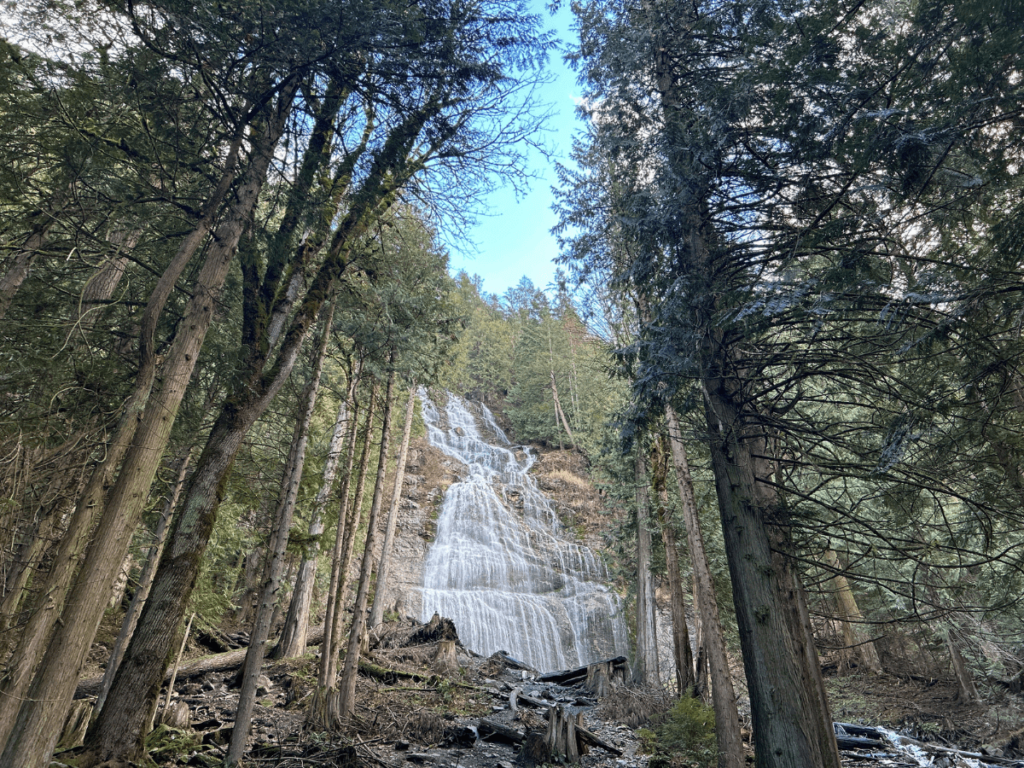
[61,611,1024,768]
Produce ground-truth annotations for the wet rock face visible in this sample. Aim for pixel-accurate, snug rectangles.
[409,390,628,673]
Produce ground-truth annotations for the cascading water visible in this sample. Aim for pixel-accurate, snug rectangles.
[418,389,628,672]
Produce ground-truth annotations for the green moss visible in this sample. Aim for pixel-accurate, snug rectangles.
[145,724,215,765]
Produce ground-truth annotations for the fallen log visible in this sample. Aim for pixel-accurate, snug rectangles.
[494,651,537,673]
[834,734,884,750]
[515,691,550,709]
[75,625,326,699]
[357,658,434,684]
[537,656,628,686]
[478,719,524,745]
[834,722,884,740]
[576,723,623,756]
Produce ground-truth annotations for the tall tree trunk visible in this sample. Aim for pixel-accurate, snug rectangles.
[652,433,695,694]
[325,379,379,685]
[0,124,246,750]
[95,449,191,716]
[276,372,353,659]
[701,379,841,768]
[916,560,980,703]
[227,303,334,765]
[692,571,708,697]
[336,366,397,720]
[368,385,417,629]
[316,364,364,691]
[633,451,660,686]
[0,97,285,768]
[664,405,743,768]
[822,549,882,675]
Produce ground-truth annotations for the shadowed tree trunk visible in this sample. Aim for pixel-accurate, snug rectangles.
[315,361,365,695]
[664,405,743,768]
[0,96,287,767]
[652,433,695,694]
[701,372,841,768]
[325,379,380,683]
[633,451,660,686]
[227,303,334,765]
[822,549,883,675]
[368,385,417,629]
[95,449,192,716]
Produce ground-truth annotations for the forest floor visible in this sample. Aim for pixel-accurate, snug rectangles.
[64,613,1024,768]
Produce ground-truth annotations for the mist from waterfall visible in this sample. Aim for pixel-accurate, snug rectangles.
[418,389,628,672]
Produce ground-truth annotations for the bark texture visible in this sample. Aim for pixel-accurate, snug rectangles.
[95,450,191,716]
[632,452,660,686]
[0,106,277,768]
[701,379,841,768]
[368,385,417,629]
[336,368,397,720]
[276,387,352,658]
[227,304,334,765]
[664,405,744,768]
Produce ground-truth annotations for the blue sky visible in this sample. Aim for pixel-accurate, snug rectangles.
[446,1,582,300]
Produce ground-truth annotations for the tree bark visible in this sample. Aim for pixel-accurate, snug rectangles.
[95,449,191,716]
[652,433,695,694]
[0,210,57,321]
[822,549,883,675]
[227,302,334,765]
[368,385,417,629]
[700,381,841,768]
[324,378,379,686]
[336,366,398,720]
[316,363,364,690]
[664,405,743,768]
[632,451,660,686]
[276,377,352,659]
[0,95,286,768]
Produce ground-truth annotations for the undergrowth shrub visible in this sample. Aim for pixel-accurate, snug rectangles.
[637,695,718,768]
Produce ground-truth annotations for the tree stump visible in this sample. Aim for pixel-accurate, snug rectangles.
[528,705,585,764]
[584,661,612,697]
[432,638,459,675]
[159,699,192,730]
[58,700,93,750]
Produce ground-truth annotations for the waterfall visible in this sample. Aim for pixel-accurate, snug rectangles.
[418,389,628,672]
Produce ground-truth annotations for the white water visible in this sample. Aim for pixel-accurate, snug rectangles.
[417,390,629,672]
